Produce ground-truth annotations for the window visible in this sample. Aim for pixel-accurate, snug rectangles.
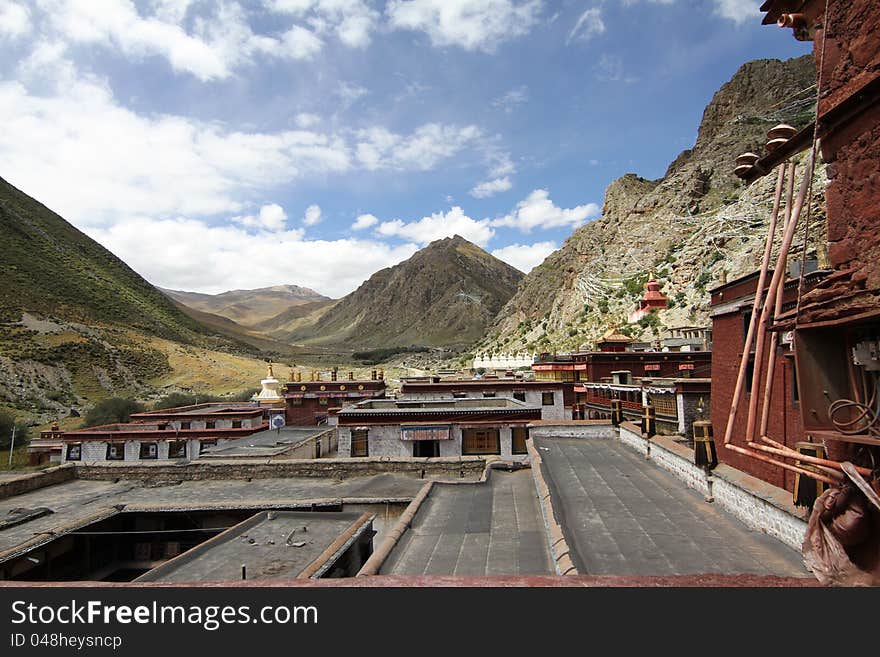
[511,426,528,454]
[140,442,158,459]
[199,440,217,455]
[351,429,369,457]
[790,359,799,402]
[453,392,467,398]
[205,420,215,429]
[745,360,754,394]
[513,391,526,402]
[66,443,82,461]
[541,392,555,406]
[318,397,329,406]
[180,421,191,430]
[482,391,496,398]
[168,440,187,458]
[290,397,303,406]
[232,420,242,429]
[106,443,124,460]
[462,428,501,455]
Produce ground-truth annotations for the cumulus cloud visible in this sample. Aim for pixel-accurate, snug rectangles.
[294,112,322,128]
[377,207,495,246]
[567,7,604,43]
[270,0,380,48]
[355,123,482,171]
[491,241,556,273]
[713,0,761,24]
[86,216,418,297]
[15,0,382,81]
[386,0,543,52]
[491,189,599,231]
[303,203,322,226]
[0,62,486,228]
[470,176,512,198]
[0,0,30,37]
[233,203,289,231]
[352,213,379,230]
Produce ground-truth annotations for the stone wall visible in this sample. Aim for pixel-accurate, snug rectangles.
[0,464,75,500]
[71,457,487,483]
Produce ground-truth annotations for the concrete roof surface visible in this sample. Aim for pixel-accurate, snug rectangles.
[380,469,552,576]
[535,437,809,577]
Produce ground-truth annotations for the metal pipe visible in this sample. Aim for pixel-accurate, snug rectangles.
[745,150,815,445]
[750,439,873,477]
[723,165,786,446]
[760,162,797,439]
[725,442,842,484]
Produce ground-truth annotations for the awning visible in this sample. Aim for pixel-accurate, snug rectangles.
[400,425,452,441]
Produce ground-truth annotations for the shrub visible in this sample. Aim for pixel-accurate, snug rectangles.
[0,410,29,450]
[83,397,145,428]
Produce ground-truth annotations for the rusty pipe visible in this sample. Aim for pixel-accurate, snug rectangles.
[759,161,797,438]
[725,442,842,485]
[746,440,871,477]
[745,151,815,445]
[723,165,786,446]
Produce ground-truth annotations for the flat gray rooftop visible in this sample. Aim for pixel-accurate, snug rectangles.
[201,426,326,457]
[0,473,427,560]
[380,469,552,576]
[136,510,369,583]
[536,437,808,577]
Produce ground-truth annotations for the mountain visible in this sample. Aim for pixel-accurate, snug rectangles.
[288,235,524,349]
[0,177,272,421]
[478,55,826,355]
[161,284,330,327]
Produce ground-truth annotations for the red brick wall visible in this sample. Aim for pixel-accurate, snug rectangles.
[816,0,880,289]
[711,310,803,492]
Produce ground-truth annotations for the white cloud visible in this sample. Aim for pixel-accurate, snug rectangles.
[0,0,30,37]
[713,0,761,24]
[491,189,599,231]
[355,123,482,171]
[23,0,338,81]
[594,54,638,83]
[377,207,495,246]
[86,216,418,297]
[352,213,379,230]
[470,176,512,198]
[567,7,604,43]
[294,112,322,128]
[0,62,484,228]
[492,86,528,113]
[233,203,289,231]
[491,241,556,273]
[620,0,758,24]
[270,0,380,48]
[386,0,543,52]
[336,80,369,108]
[303,203,322,226]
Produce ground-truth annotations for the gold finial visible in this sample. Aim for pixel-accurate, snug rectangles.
[267,361,275,378]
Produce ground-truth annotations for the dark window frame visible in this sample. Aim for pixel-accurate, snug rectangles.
[140,442,159,460]
[541,392,555,406]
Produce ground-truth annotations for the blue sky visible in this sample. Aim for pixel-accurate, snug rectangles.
[0,1,810,297]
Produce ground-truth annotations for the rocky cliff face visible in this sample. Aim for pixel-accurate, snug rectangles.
[478,55,825,354]
[289,235,524,349]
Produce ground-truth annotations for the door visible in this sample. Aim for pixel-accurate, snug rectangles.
[413,440,440,457]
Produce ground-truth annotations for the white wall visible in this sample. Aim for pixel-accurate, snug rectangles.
[338,423,525,459]
[400,389,567,420]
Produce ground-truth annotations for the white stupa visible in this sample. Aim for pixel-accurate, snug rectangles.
[256,362,284,406]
